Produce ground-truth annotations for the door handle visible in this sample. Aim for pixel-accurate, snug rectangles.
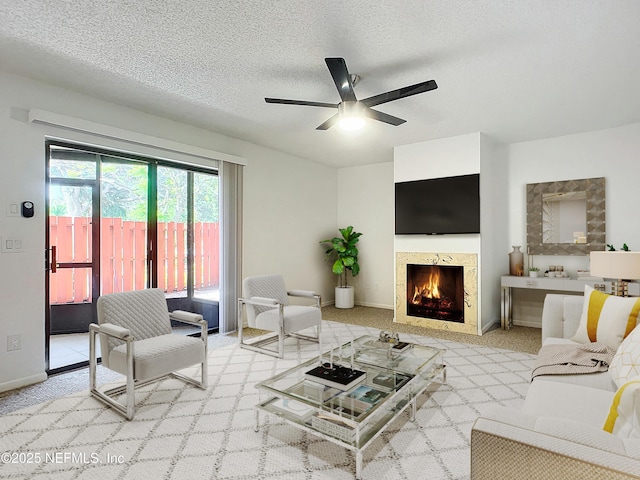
[51,246,57,273]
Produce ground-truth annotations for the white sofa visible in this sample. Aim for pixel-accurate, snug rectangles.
[470,294,640,479]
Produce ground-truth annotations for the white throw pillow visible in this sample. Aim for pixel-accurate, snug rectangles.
[610,325,640,387]
[571,285,640,350]
[603,376,640,438]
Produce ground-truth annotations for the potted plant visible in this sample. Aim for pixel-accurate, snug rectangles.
[320,226,363,308]
[529,267,540,278]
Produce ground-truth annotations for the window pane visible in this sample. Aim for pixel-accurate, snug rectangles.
[157,166,188,298]
[49,146,97,179]
[49,184,93,267]
[100,162,148,294]
[193,172,219,301]
[49,267,92,305]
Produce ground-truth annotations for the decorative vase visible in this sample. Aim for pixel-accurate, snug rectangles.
[509,246,524,276]
[335,286,354,309]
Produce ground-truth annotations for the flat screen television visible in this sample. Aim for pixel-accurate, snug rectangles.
[395,174,480,235]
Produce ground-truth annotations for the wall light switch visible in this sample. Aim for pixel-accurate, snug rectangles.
[7,203,19,217]
[7,334,21,351]
[1,237,24,253]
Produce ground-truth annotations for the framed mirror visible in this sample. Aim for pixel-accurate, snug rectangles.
[526,177,605,255]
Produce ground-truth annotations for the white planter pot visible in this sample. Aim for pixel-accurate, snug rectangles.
[335,286,354,309]
[529,271,538,278]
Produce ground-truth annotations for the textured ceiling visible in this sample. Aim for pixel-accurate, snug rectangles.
[1,1,639,167]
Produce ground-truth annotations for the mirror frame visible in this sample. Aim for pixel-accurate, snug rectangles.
[526,177,605,255]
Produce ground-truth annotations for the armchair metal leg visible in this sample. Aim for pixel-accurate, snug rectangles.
[278,330,285,358]
[89,325,137,420]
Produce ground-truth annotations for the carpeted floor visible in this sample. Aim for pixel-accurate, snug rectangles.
[0,319,535,480]
[0,306,540,416]
[320,305,541,355]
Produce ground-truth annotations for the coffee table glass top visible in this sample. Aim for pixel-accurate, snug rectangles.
[255,335,444,446]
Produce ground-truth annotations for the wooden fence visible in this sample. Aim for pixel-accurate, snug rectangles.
[49,216,219,304]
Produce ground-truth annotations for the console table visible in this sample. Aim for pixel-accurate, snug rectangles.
[500,275,640,330]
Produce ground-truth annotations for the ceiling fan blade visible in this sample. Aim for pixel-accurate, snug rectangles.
[361,80,438,107]
[325,57,357,102]
[316,113,340,130]
[265,98,338,108]
[365,108,406,126]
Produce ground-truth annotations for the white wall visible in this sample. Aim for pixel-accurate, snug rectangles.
[508,123,640,326]
[337,162,395,308]
[242,143,337,299]
[394,133,507,334]
[0,72,337,392]
[480,135,510,331]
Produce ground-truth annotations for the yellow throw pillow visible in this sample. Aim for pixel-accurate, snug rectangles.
[603,377,640,438]
[571,285,640,350]
[610,325,640,387]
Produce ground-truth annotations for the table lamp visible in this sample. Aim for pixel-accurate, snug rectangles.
[590,251,640,296]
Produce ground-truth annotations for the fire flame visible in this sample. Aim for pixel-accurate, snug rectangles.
[411,268,441,304]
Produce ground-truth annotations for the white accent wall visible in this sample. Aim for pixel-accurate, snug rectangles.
[0,72,337,392]
[393,133,509,334]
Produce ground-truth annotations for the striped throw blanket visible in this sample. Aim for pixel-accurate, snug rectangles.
[531,342,616,380]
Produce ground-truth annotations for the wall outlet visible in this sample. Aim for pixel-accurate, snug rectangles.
[7,334,21,351]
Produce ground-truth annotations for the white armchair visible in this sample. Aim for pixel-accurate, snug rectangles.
[238,274,321,358]
[89,288,208,420]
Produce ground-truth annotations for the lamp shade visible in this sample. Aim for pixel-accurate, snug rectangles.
[590,251,640,280]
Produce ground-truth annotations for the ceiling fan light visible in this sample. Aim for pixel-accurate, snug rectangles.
[338,101,365,130]
[338,115,365,131]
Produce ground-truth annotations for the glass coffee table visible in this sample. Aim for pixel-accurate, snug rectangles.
[254,335,445,479]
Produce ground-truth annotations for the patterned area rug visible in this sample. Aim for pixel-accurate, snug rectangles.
[0,320,535,479]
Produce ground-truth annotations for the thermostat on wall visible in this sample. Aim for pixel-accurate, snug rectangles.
[21,201,34,218]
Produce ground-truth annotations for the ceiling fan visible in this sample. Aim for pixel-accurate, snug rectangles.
[265,57,438,130]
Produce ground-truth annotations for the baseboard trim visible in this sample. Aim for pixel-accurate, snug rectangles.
[322,301,394,310]
[512,319,542,329]
[481,318,500,334]
[0,372,48,394]
[355,301,393,310]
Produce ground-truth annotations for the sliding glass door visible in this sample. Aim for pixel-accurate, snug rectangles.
[46,142,220,373]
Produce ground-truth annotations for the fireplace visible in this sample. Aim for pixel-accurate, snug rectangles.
[396,252,478,335]
[406,264,464,322]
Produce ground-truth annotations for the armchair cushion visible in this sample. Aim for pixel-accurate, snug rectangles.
[109,333,205,381]
[97,288,173,363]
[254,305,321,333]
[249,296,280,305]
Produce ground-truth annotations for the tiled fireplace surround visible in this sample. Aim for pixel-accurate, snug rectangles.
[395,251,479,335]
